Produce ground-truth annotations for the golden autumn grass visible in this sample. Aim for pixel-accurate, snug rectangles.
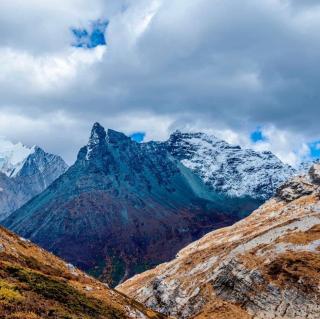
[0,226,166,319]
[119,178,320,318]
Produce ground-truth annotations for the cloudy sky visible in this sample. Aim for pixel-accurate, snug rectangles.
[1,0,320,166]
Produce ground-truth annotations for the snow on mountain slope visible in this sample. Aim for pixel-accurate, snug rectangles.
[162,131,296,201]
[118,164,320,319]
[0,138,34,177]
[0,138,68,220]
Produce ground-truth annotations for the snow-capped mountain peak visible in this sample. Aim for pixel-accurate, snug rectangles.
[0,137,68,221]
[163,130,296,201]
[0,137,36,177]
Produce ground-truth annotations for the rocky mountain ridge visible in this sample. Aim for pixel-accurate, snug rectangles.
[0,128,295,222]
[118,164,320,319]
[160,130,295,201]
[4,123,254,287]
[0,141,68,220]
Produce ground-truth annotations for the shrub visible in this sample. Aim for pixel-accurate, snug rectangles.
[0,280,24,303]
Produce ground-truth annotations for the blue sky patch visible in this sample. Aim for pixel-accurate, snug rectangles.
[250,128,266,143]
[308,141,320,159]
[71,19,108,49]
[130,132,146,143]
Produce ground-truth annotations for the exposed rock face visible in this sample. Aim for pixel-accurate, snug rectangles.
[309,163,320,184]
[118,165,320,319]
[276,164,320,202]
[4,123,257,287]
[276,179,314,202]
[160,131,295,201]
[0,225,165,319]
[297,159,320,175]
[0,142,68,220]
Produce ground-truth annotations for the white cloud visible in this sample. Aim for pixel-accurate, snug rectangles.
[0,0,109,53]
[0,0,319,164]
[247,126,310,167]
[0,46,106,92]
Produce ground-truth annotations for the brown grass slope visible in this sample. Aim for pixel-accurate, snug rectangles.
[118,165,320,319]
[0,226,166,319]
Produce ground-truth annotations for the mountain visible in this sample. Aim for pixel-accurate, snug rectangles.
[160,131,295,201]
[0,225,165,319]
[3,123,256,287]
[118,164,320,319]
[0,138,34,177]
[297,159,320,175]
[0,139,68,220]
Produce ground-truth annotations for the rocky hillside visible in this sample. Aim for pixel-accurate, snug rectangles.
[161,131,295,201]
[4,123,256,287]
[0,140,68,220]
[118,164,320,319]
[0,225,165,319]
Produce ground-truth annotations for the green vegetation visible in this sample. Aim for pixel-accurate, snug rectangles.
[7,265,102,315]
[0,280,24,303]
[0,227,165,319]
[0,263,125,319]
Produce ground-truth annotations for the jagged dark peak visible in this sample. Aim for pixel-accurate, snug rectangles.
[88,122,107,145]
[106,128,130,144]
[88,123,131,147]
[83,124,133,161]
[83,123,108,161]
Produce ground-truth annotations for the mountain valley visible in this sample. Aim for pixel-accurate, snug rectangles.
[118,164,320,318]
[0,225,165,318]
